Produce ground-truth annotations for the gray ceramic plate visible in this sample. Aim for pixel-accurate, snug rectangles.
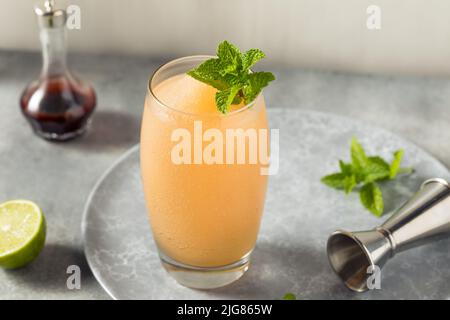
[82,109,450,300]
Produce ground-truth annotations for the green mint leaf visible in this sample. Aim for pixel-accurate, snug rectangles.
[215,86,240,113]
[389,149,404,179]
[217,41,241,75]
[321,173,347,189]
[243,71,276,104]
[223,73,247,87]
[363,156,390,183]
[232,95,242,105]
[350,137,368,170]
[321,172,356,193]
[368,156,390,168]
[242,49,265,71]
[186,41,275,113]
[322,159,356,193]
[343,175,357,194]
[360,182,384,217]
[283,293,297,300]
[339,160,353,175]
[187,59,228,90]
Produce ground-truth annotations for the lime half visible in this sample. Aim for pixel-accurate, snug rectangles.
[0,200,46,269]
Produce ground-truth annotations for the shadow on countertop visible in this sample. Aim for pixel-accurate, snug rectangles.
[71,109,141,152]
[2,243,98,295]
[208,241,363,300]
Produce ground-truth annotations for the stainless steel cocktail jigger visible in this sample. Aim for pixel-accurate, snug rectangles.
[327,178,450,292]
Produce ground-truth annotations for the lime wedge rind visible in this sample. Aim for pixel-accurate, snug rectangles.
[0,200,46,269]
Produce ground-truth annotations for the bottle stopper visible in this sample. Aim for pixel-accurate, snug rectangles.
[34,0,67,29]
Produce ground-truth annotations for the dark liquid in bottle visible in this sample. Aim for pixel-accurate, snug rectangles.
[20,75,96,141]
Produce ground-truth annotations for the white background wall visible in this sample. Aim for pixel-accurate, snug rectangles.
[1,0,450,76]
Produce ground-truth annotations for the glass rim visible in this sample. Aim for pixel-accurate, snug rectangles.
[147,55,261,118]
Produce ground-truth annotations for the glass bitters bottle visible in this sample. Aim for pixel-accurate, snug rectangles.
[20,0,96,141]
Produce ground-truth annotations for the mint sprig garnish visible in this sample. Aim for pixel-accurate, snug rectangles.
[187,40,275,113]
[321,137,413,217]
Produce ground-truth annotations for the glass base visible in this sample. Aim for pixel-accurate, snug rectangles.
[160,253,251,289]
[33,123,89,142]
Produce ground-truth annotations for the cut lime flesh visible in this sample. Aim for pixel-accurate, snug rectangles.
[0,200,46,269]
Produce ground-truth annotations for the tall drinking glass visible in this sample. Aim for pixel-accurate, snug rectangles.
[140,56,269,289]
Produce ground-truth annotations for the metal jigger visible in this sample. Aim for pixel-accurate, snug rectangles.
[327,178,450,292]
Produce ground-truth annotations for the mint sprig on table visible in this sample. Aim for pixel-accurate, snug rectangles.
[321,138,413,217]
[187,40,275,113]
[282,293,297,300]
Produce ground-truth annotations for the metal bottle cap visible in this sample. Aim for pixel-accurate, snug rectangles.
[35,0,67,29]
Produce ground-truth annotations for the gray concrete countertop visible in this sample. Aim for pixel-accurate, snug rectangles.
[1,50,450,300]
